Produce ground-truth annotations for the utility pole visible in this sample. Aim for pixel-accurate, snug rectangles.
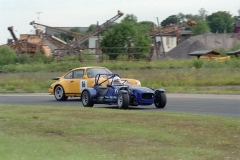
[157,17,165,57]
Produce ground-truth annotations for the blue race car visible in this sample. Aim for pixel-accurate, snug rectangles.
[81,74,167,109]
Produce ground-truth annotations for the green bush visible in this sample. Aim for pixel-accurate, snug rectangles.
[32,50,52,64]
[15,53,31,64]
[192,59,204,69]
[0,45,17,65]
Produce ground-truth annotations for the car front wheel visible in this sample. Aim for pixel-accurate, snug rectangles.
[117,92,129,109]
[154,91,167,108]
[82,90,94,107]
[54,85,68,101]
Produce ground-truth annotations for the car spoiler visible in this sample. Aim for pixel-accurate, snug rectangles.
[51,77,60,80]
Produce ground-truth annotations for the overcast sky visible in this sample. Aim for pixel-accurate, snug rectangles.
[0,0,239,45]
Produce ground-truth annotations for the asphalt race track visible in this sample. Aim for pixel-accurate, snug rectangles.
[0,93,239,118]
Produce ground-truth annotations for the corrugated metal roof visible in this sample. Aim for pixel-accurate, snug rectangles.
[227,49,240,55]
[188,50,220,56]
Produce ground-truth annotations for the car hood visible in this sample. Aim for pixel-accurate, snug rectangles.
[130,86,154,93]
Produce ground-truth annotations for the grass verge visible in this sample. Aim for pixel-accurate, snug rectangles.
[0,104,239,160]
[0,67,240,94]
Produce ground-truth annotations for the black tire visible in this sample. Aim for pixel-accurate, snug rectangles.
[81,90,94,107]
[154,91,167,108]
[54,85,68,101]
[117,92,129,109]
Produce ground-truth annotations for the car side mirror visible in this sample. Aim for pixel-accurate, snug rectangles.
[83,75,88,79]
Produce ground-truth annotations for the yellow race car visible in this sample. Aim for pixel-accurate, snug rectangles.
[49,66,141,101]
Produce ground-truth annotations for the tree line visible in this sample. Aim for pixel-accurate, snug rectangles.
[161,8,240,35]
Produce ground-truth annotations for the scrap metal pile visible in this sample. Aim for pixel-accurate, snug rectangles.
[4,11,124,58]
[6,26,51,56]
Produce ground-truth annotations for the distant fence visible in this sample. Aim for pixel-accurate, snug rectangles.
[53,46,154,62]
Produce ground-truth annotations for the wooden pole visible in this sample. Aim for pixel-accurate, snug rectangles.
[157,17,165,57]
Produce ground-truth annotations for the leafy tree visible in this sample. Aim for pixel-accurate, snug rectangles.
[190,20,210,35]
[206,11,234,33]
[139,21,156,31]
[198,8,208,20]
[177,13,186,23]
[161,15,179,26]
[86,24,97,33]
[121,14,138,23]
[185,14,202,22]
[100,14,151,60]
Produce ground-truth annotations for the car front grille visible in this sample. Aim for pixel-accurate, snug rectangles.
[142,93,154,100]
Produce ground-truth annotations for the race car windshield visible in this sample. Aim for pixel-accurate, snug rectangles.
[86,68,112,78]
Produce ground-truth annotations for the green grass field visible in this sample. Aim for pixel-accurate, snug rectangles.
[0,59,240,159]
[0,104,239,160]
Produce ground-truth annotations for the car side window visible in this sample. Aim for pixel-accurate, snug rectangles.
[73,70,84,78]
[87,70,93,78]
[64,72,73,79]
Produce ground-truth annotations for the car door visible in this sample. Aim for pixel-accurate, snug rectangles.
[68,69,86,94]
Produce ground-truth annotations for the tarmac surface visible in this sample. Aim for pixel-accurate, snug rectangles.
[0,93,239,118]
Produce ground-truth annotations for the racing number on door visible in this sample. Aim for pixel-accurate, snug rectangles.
[80,80,87,92]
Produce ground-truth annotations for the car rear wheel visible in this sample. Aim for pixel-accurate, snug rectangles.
[117,92,129,109]
[154,91,167,108]
[54,85,68,101]
[82,90,94,107]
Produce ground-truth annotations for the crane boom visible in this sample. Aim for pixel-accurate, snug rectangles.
[75,10,124,45]
[8,26,18,42]
[54,10,124,57]
[30,21,84,39]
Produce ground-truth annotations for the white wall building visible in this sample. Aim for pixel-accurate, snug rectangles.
[155,35,177,53]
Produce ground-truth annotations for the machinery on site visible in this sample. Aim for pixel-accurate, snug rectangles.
[2,10,124,58]
[29,21,83,56]
[30,21,84,41]
[28,10,124,58]
[6,26,51,56]
[51,10,124,58]
[7,26,18,42]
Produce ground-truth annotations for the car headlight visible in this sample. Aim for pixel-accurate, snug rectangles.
[136,80,141,86]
